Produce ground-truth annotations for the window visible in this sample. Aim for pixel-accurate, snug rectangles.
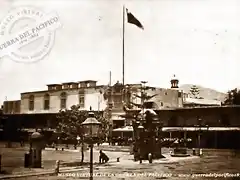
[14,102,19,113]
[8,102,13,113]
[60,92,67,109]
[165,92,168,95]
[79,92,85,108]
[178,92,182,98]
[160,102,164,106]
[29,95,34,111]
[44,93,50,110]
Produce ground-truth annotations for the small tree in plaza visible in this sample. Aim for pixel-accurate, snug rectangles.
[56,105,109,162]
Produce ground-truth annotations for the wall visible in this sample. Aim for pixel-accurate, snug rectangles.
[20,87,108,114]
[3,100,21,114]
[131,87,183,109]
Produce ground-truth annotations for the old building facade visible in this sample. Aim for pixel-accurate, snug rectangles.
[20,80,108,114]
[3,77,184,115]
[3,100,21,114]
[131,87,184,109]
[106,78,184,129]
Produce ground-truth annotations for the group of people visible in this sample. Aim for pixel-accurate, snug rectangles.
[110,137,133,146]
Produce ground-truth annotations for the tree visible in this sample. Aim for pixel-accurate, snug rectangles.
[224,88,240,105]
[56,105,109,163]
[189,85,200,98]
[2,116,19,148]
[122,83,159,131]
[122,83,164,160]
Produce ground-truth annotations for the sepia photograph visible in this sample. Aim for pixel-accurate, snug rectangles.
[0,0,240,179]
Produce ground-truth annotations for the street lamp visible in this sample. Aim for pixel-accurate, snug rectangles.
[137,124,144,163]
[76,136,81,143]
[198,118,202,149]
[81,112,102,180]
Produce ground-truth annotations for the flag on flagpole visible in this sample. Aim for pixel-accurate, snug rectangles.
[126,8,144,30]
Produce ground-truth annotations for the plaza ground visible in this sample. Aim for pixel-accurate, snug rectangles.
[10,149,240,180]
[1,142,240,179]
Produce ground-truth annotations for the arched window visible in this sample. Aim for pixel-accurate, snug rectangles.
[44,93,50,110]
[60,92,67,109]
[29,95,34,111]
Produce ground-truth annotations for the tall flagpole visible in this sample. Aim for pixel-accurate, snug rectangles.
[122,5,125,86]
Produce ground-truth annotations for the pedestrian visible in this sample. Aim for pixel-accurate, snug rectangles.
[99,150,109,163]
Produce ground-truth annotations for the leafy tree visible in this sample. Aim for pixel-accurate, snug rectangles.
[122,83,163,159]
[2,116,19,148]
[56,104,109,162]
[224,88,240,105]
[122,84,158,127]
[189,85,200,98]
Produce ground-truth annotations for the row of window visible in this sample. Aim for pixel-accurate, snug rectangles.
[28,92,85,111]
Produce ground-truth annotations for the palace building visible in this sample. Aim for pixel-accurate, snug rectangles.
[19,80,108,114]
[2,76,221,115]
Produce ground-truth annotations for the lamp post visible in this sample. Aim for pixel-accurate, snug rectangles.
[137,124,144,163]
[197,118,202,156]
[81,112,102,180]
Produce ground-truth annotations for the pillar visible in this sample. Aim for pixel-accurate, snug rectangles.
[184,131,187,147]
[214,131,218,149]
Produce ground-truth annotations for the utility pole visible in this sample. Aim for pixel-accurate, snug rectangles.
[109,71,112,86]
[140,81,147,125]
[107,85,113,145]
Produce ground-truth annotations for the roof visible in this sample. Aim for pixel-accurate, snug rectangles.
[184,97,221,106]
[162,127,240,132]
[79,80,97,83]
[3,100,21,103]
[111,115,125,121]
[112,126,240,132]
[62,82,78,85]
[112,112,125,115]
[111,112,126,120]
[113,126,133,132]
[47,84,62,86]
[125,105,240,112]
[20,85,107,95]
[82,117,101,125]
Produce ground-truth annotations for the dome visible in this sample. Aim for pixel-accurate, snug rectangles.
[171,74,179,82]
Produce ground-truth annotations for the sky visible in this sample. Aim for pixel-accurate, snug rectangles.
[0,0,240,104]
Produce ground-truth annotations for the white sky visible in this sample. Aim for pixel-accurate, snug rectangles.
[0,0,240,104]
